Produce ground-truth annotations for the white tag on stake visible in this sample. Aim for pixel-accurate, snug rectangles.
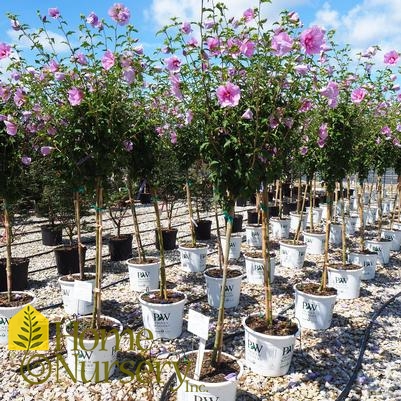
[187,309,210,381]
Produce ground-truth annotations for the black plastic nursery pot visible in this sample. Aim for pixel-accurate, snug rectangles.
[155,228,178,250]
[225,214,243,233]
[108,234,133,261]
[0,258,29,291]
[282,202,297,215]
[269,205,279,217]
[194,219,212,240]
[247,209,261,225]
[139,192,152,204]
[236,197,247,207]
[41,224,63,246]
[54,245,87,276]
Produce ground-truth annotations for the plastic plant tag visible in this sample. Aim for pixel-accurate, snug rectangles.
[187,309,210,340]
[187,309,210,380]
[73,280,93,302]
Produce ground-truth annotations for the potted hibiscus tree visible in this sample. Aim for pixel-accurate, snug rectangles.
[8,4,151,380]
[0,47,49,344]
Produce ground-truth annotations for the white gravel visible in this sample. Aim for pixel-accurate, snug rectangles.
[1,198,401,401]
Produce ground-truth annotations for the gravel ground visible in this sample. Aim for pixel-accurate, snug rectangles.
[1,199,401,401]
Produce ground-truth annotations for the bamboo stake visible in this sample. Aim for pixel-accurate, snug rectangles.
[211,205,233,367]
[4,201,12,303]
[92,177,103,329]
[261,188,272,326]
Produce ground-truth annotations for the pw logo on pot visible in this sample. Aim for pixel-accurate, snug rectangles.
[8,305,49,351]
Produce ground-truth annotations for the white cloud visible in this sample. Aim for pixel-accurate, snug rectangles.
[313,2,340,30]
[146,0,310,28]
[312,0,401,65]
[7,28,69,54]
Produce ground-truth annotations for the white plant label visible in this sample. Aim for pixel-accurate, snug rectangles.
[187,309,210,380]
[74,280,93,302]
[187,309,209,340]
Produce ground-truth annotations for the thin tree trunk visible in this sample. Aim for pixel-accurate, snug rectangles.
[186,180,196,247]
[321,190,333,290]
[211,204,233,367]
[274,180,280,206]
[377,175,383,241]
[73,192,85,280]
[152,189,167,300]
[91,178,103,329]
[297,176,302,213]
[340,182,347,266]
[261,188,272,326]
[126,177,146,263]
[294,182,308,243]
[358,182,365,252]
[4,201,12,303]
[214,204,223,271]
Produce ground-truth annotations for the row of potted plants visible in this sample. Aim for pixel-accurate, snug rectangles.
[2,1,401,398]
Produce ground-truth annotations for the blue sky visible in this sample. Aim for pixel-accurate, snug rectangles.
[0,0,399,70]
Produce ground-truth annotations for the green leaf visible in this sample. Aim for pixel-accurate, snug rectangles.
[18,334,29,342]
[20,327,29,333]
[31,341,44,349]
[31,334,42,341]
[32,327,40,333]
[13,341,27,349]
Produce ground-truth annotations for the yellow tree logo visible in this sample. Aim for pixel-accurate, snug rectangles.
[8,305,49,351]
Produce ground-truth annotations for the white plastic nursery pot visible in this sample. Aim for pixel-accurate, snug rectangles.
[302,231,326,255]
[294,283,337,330]
[204,268,242,309]
[127,258,160,292]
[245,225,262,248]
[381,229,401,252]
[63,315,122,382]
[327,265,363,299]
[289,212,307,233]
[348,251,378,280]
[176,351,243,401]
[243,252,275,285]
[279,241,307,269]
[355,211,367,230]
[320,204,328,221]
[345,214,358,237]
[178,244,208,273]
[365,206,377,225]
[58,274,95,316]
[271,218,290,239]
[243,315,298,377]
[0,292,35,346]
[305,207,323,227]
[382,199,392,216]
[365,238,392,265]
[329,223,342,247]
[220,234,242,260]
[139,290,186,339]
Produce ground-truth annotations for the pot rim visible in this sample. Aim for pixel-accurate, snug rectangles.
[203,267,244,279]
[0,291,36,309]
[293,283,337,298]
[177,350,243,387]
[62,314,123,340]
[138,290,187,307]
[243,313,298,340]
